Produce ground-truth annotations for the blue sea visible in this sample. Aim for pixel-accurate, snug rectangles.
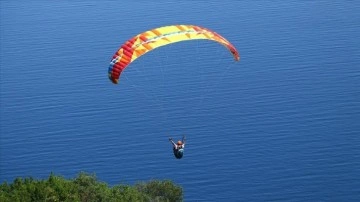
[1,1,360,201]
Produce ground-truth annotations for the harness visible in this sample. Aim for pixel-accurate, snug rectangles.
[173,147,184,159]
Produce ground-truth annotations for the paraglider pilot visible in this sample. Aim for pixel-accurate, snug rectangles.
[169,136,186,159]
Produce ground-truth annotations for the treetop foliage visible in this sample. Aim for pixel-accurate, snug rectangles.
[0,172,183,202]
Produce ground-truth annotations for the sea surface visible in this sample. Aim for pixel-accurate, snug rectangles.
[1,1,360,201]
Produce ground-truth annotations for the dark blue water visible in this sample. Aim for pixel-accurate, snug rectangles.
[1,1,360,201]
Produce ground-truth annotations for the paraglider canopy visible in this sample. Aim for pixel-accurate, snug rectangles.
[108,24,240,84]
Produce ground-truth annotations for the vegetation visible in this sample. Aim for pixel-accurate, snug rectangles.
[0,172,183,202]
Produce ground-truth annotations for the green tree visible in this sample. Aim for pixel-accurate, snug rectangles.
[0,172,183,202]
[136,180,183,202]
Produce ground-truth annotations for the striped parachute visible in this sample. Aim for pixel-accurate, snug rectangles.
[108,25,240,84]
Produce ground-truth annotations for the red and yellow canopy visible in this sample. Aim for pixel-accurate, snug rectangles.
[108,25,240,84]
